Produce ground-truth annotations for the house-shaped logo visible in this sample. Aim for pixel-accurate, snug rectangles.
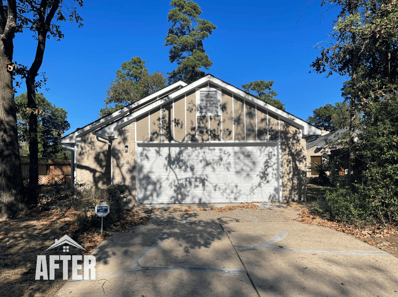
[46,235,85,253]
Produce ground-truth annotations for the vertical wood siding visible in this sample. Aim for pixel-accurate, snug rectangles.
[233,96,245,141]
[222,91,233,141]
[186,90,196,141]
[174,96,185,142]
[137,115,149,141]
[136,86,298,143]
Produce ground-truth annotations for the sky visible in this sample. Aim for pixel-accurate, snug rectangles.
[14,0,350,135]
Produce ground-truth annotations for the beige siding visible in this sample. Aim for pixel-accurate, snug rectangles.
[111,122,136,207]
[137,114,149,141]
[246,102,256,141]
[174,96,185,142]
[76,133,111,189]
[280,121,306,202]
[269,112,279,140]
[222,91,233,141]
[197,116,209,141]
[150,108,161,141]
[186,90,196,141]
[257,107,268,141]
[210,116,221,141]
[234,97,245,141]
[161,103,172,142]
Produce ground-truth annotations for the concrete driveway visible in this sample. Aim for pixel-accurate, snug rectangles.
[56,206,398,297]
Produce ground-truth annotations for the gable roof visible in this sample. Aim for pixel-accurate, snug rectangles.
[61,80,187,143]
[95,74,322,138]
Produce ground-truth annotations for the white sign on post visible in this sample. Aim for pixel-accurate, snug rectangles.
[95,202,110,234]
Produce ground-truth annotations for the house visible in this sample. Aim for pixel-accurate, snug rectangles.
[61,75,322,206]
[305,127,361,179]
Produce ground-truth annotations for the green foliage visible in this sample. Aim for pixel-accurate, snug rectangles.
[165,0,216,84]
[100,57,166,117]
[355,96,398,224]
[15,93,70,158]
[242,80,285,111]
[307,101,351,132]
[311,1,398,225]
[322,187,358,223]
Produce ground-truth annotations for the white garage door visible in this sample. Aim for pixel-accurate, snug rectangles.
[136,144,280,204]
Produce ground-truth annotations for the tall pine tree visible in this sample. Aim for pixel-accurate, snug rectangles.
[165,0,216,84]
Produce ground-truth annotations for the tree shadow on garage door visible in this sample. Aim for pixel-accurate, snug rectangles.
[136,132,281,205]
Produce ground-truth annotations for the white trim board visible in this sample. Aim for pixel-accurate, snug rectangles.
[100,75,321,137]
[61,80,187,144]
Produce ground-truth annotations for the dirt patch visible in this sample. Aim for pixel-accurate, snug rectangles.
[0,207,149,297]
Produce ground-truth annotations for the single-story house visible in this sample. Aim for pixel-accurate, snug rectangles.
[61,74,322,206]
[305,128,361,178]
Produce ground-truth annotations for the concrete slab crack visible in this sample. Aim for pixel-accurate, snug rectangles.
[220,223,261,297]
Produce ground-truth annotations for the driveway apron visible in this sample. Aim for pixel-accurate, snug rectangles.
[56,223,258,297]
[224,222,398,297]
[56,209,398,297]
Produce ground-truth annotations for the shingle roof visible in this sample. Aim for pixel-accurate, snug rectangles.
[306,127,362,150]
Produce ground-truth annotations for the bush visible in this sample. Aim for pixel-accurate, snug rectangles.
[321,188,358,223]
[74,184,126,234]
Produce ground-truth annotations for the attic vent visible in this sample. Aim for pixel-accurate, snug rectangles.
[196,88,221,116]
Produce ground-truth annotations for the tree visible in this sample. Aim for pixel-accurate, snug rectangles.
[17,0,83,202]
[307,101,352,132]
[311,0,398,224]
[99,57,166,117]
[0,0,22,217]
[15,93,70,159]
[242,80,285,111]
[0,0,83,215]
[164,0,216,84]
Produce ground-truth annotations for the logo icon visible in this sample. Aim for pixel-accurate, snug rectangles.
[35,235,96,281]
[46,235,86,253]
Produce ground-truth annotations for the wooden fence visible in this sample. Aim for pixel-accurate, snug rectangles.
[22,159,71,186]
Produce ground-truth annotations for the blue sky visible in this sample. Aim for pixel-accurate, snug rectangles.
[14,0,349,135]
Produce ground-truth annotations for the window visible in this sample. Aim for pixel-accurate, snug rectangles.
[310,156,322,175]
[196,88,221,116]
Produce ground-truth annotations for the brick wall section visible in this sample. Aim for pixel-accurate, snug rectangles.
[76,133,111,188]
[111,122,136,207]
[280,122,307,202]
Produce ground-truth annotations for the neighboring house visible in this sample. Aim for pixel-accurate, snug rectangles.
[305,128,361,178]
[61,75,321,206]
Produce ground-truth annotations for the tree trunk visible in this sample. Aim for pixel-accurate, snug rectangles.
[26,75,39,205]
[0,57,24,218]
[0,0,24,217]
[348,2,358,193]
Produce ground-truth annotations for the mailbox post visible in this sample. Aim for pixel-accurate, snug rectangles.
[95,202,110,234]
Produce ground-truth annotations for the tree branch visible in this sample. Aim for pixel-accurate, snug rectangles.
[0,0,6,32]
[0,0,17,41]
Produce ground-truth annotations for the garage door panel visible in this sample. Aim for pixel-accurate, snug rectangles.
[137,145,279,204]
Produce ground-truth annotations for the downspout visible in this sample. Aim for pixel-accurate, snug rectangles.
[96,136,113,185]
[61,144,76,185]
